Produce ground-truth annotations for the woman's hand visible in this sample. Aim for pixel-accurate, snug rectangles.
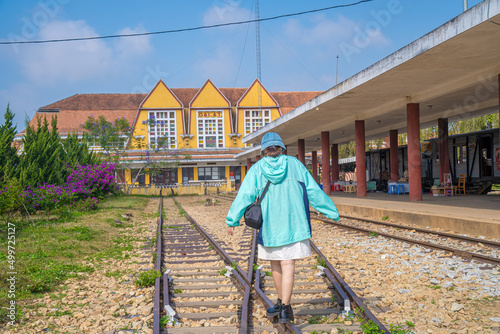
[227,226,234,236]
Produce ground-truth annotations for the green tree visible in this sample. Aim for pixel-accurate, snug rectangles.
[19,116,64,187]
[61,132,99,169]
[0,104,19,186]
[81,115,131,165]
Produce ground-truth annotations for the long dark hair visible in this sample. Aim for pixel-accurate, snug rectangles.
[262,146,283,158]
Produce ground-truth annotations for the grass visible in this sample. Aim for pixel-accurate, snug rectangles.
[0,195,150,324]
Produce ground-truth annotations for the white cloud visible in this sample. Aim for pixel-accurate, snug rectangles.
[16,20,153,84]
[114,25,152,57]
[193,45,237,83]
[202,1,252,26]
[280,14,391,61]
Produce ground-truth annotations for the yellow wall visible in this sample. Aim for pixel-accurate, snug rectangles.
[178,168,183,184]
[193,167,199,181]
[239,81,278,107]
[191,80,230,108]
[142,81,182,109]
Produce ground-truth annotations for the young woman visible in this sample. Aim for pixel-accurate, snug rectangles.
[226,132,340,323]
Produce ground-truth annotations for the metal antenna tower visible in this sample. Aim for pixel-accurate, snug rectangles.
[255,0,262,110]
[255,0,261,82]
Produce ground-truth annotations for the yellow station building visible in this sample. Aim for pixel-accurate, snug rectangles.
[20,79,322,194]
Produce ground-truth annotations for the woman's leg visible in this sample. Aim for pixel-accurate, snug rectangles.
[280,259,295,305]
[270,260,282,299]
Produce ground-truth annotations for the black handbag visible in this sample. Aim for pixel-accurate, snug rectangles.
[244,180,271,229]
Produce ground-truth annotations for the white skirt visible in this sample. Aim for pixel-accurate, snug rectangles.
[258,239,311,260]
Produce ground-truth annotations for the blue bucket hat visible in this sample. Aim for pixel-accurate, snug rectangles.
[260,132,286,153]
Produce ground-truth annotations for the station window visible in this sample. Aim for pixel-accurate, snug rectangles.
[131,169,145,185]
[456,145,467,164]
[198,167,226,181]
[244,110,271,147]
[182,167,194,184]
[148,110,177,149]
[197,111,224,148]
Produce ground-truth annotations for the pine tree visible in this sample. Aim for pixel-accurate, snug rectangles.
[19,115,64,187]
[0,104,20,186]
[61,131,98,169]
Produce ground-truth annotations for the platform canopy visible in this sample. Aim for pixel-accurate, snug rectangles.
[238,0,500,159]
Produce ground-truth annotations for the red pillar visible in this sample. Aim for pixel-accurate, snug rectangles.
[298,139,305,165]
[498,74,500,148]
[389,129,399,182]
[321,131,331,195]
[438,118,450,183]
[312,151,318,183]
[246,158,252,171]
[331,143,339,182]
[407,103,422,201]
[256,155,261,161]
[355,120,367,198]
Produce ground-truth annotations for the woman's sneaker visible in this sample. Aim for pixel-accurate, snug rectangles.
[278,304,294,323]
[266,298,281,317]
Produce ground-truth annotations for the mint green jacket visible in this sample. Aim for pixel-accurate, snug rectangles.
[225,155,339,247]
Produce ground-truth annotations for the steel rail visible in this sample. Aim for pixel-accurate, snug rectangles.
[331,212,500,249]
[312,213,500,266]
[254,268,302,334]
[310,242,390,333]
[153,196,164,334]
[172,197,251,334]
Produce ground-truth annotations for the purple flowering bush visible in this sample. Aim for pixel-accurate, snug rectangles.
[23,162,118,217]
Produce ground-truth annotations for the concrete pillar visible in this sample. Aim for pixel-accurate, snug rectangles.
[312,151,318,183]
[355,120,367,197]
[256,155,261,161]
[247,158,252,171]
[321,131,331,195]
[438,118,450,183]
[331,143,339,182]
[298,139,305,165]
[407,103,422,201]
[389,130,399,182]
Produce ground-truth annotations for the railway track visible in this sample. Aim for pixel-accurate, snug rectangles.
[209,193,500,267]
[150,195,390,333]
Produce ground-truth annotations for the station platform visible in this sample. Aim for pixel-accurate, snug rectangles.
[328,191,500,239]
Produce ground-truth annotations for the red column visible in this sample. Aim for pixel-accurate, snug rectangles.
[312,151,318,183]
[355,120,367,197]
[407,103,422,201]
[498,74,500,148]
[331,143,339,182]
[389,130,399,182]
[438,118,450,183]
[298,139,305,165]
[256,155,261,161]
[246,158,252,171]
[321,131,331,195]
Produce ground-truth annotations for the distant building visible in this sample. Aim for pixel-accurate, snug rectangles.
[17,79,322,193]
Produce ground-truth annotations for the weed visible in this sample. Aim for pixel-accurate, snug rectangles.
[218,268,228,276]
[381,216,389,221]
[105,270,123,278]
[134,269,161,287]
[369,232,379,237]
[173,289,182,294]
[307,315,328,324]
[316,256,327,267]
[360,320,384,333]
[405,320,415,328]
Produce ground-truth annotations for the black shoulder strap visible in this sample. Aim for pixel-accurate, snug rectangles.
[257,180,271,205]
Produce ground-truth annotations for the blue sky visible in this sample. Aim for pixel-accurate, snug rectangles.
[0,0,482,131]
